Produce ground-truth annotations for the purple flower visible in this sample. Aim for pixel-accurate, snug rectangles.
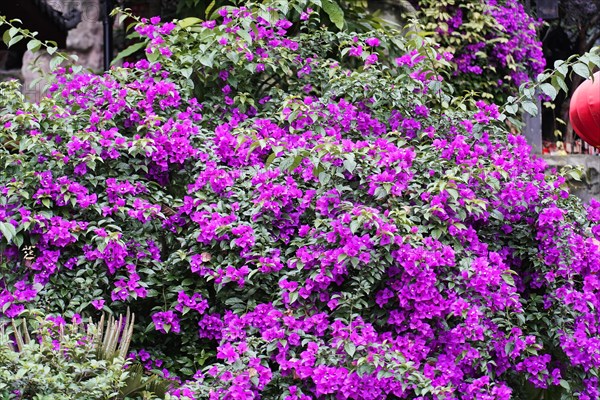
[365,37,380,47]
[217,343,239,363]
[91,299,105,310]
[152,310,181,334]
[348,46,363,57]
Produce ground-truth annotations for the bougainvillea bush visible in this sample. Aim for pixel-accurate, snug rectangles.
[417,0,545,103]
[1,1,599,399]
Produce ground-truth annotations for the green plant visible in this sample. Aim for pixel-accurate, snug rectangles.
[416,0,546,104]
[0,312,127,399]
[174,0,386,31]
[0,310,169,399]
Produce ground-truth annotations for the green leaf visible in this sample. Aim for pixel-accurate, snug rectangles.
[522,101,538,117]
[429,80,441,93]
[117,13,128,25]
[588,53,600,69]
[49,56,62,71]
[554,60,568,76]
[178,17,202,29]
[2,29,10,46]
[279,156,294,172]
[446,188,458,201]
[572,62,590,79]
[343,159,357,173]
[344,342,356,357]
[112,41,147,64]
[238,29,252,45]
[26,39,42,52]
[539,83,557,101]
[198,50,216,67]
[181,67,193,79]
[8,34,23,47]
[318,172,331,185]
[501,273,515,286]
[504,103,518,115]
[204,0,217,18]
[0,222,17,243]
[147,49,159,62]
[504,341,514,356]
[265,152,277,168]
[321,0,345,30]
[13,234,23,248]
[290,155,304,171]
[552,75,568,94]
[566,169,583,181]
[559,380,570,391]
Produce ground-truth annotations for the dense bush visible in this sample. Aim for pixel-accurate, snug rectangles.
[1,1,600,399]
[417,0,545,102]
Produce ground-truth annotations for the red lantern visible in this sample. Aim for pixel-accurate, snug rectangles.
[570,71,600,148]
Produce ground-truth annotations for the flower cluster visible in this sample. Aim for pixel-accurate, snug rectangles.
[420,0,545,100]
[485,0,545,85]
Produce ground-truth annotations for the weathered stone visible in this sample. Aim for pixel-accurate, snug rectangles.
[21,50,51,103]
[523,98,543,155]
[543,154,600,202]
[19,0,104,102]
[67,20,104,71]
[0,69,23,83]
[67,20,102,52]
[66,0,103,71]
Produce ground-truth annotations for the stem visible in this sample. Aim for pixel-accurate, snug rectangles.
[0,16,72,64]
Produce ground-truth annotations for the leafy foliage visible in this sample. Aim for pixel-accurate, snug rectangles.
[503,48,600,125]
[173,0,383,32]
[1,1,600,399]
[0,310,169,399]
[416,0,546,103]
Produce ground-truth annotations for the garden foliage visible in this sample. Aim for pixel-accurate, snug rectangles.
[1,1,600,399]
[0,313,128,399]
[417,0,546,103]
[0,310,169,399]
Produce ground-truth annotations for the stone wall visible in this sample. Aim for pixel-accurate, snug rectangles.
[543,155,600,202]
[21,0,103,101]
[65,0,103,71]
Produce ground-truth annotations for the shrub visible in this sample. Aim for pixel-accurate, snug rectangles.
[0,1,600,399]
[0,312,128,399]
[417,0,546,102]
[0,310,169,399]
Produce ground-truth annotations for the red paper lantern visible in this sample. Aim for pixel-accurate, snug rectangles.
[570,71,600,147]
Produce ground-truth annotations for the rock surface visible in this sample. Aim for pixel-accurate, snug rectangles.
[544,154,600,202]
[21,0,104,101]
